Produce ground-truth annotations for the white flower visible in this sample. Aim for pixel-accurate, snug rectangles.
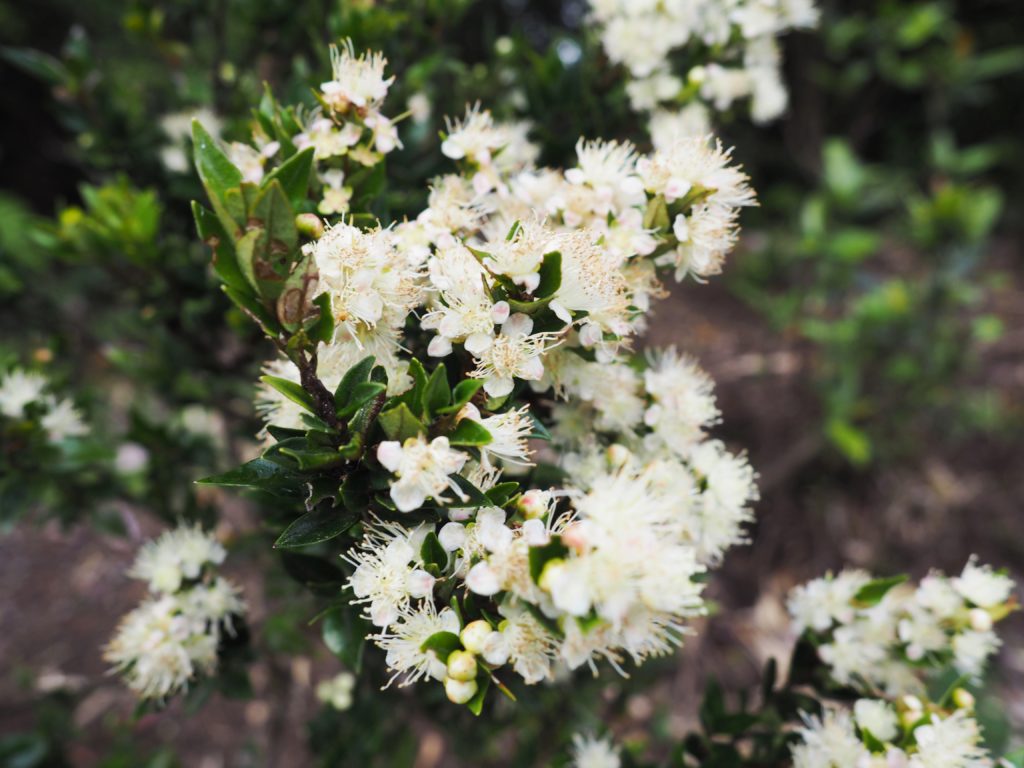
[129,524,227,595]
[787,570,871,633]
[484,601,558,684]
[643,347,720,455]
[952,557,1013,609]
[571,733,621,768]
[377,436,469,512]
[470,313,561,397]
[309,223,422,344]
[40,397,88,442]
[910,712,990,768]
[227,141,277,184]
[649,105,712,151]
[321,41,394,111]
[344,519,435,627]
[372,603,460,687]
[458,403,534,466]
[791,708,870,768]
[951,629,1000,680]
[318,169,352,215]
[0,369,47,417]
[316,672,356,711]
[854,698,899,742]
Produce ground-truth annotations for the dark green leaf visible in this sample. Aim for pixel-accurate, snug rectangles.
[420,631,462,662]
[423,364,451,419]
[262,147,314,208]
[447,418,492,447]
[853,575,907,607]
[260,374,316,413]
[279,552,345,595]
[467,675,490,716]
[378,402,426,442]
[437,379,484,415]
[534,251,562,298]
[420,532,448,569]
[337,381,387,419]
[275,506,359,549]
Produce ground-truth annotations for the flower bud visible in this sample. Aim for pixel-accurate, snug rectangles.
[518,490,550,520]
[295,213,325,239]
[460,620,495,655]
[444,676,478,704]
[446,650,478,682]
[968,608,993,632]
[952,688,975,710]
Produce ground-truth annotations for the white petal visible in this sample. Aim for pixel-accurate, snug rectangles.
[406,569,436,598]
[484,376,514,398]
[502,313,533,338]
[464,332,493,356]
[376,441,403,472]
[390,481,425,513]
[438,522,468,552]
[491,301,511,324]
[466,562,501,596]
[428,335,453,357]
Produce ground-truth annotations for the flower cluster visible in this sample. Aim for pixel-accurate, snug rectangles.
[208,43,758,710]
[105,525,245,700]
[792,696,993,768]
[585,0,818,137]
[0,367,88,442]
[787,558,1016,694]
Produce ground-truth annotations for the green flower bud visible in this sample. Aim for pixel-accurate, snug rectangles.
[446,650,478,682]
[460,620,495,655]
[295,213,325,239]
[444,676,478,704]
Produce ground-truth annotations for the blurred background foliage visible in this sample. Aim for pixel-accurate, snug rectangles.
[0,0,1021,765]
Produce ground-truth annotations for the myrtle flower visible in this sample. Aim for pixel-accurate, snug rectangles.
[0,368,47,418]
[457,403,534,466]
[344,519,436,627]
[470,313,562,398]
[642,347,720,456]
[106,530,244,701]
[40,397,88,442]
[372,603,461,687]
[316,672,356,711]
[318,169,352,215]
[321,40,394,112]
[308,223,422,344]
[571,733,621,768]
[853,698,899,743]
[953,557,1013,609]
[129,524,227,595]
[377,436,469,512]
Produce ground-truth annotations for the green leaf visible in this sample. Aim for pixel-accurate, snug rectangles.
[247,180,300,302]
[262,147,314,208]
[259,374,316,413]
[275,506,359,548]
[853,575,907,607]
[192,201,249,292]
[528,535,567,583]
[534,251,562,298]
[420,631,462,662]
[485,482,520,507]
[277,253,317,331]
[436,379,484,415]
[423,363,451,419]
[336,381,387,420]
[335,356,376,402]
[322,608,369,672]
[192,120,243,234]
[378,402,425,442]
[397,358,429,416]
[643,194,670,231]
[447,419,492,447]
[308,293,334,344]
[280,552,345,595]
[448,475,491,508]
[196,458,299,497]
[340,472,370,514]
[223,284,279,333]
[466,675,490,716]
[420,532,448,570]
[278,447,346,471]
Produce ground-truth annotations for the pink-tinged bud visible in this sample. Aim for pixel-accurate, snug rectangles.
[295,213,325,239]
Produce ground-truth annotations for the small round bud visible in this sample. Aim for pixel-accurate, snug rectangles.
[968,608,993,632]
[952,688,975,710]
[444,676,478,704]
[688,65,706,85]
[446,650,478,682]
[460,621,495,655]
[538,559,565,592]
[518,490,550,520]
[295,213,325,239]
